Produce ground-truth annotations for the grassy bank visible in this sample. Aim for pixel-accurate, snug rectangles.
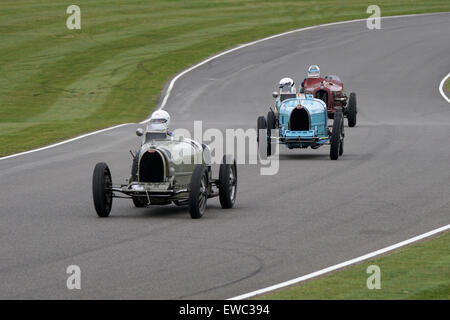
[259,231,449,299]
[1,0,450,156]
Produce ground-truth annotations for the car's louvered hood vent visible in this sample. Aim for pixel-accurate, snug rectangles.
[139,150,165,182]
[289,108,310,131]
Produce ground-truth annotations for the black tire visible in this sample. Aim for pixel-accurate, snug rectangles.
[347,92,357,127]
[257,116,267,143]
[132,197,147,207]
[92,162,113,217]
[189,164,208,219]
[257,116,271,157]
[267,133,272,157]
[219,155,237,209]
[330,110,344,160]
[339,137,344,156]
[266,111,275,157]
[267,110,276,130]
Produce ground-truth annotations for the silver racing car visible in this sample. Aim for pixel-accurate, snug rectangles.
[92,111,237,219]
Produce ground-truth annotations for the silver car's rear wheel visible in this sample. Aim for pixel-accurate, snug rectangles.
[219,155,237,209]
[347,92,357,127]
[189,164,208,219]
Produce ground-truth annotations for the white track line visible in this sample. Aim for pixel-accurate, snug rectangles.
[228,224,450,300]
[140,12,448,123]
[0,123,132,161]
[439,72,450,104]
[1,12,448,161]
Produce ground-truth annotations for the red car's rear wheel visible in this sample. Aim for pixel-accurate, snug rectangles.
[347,92,357,127]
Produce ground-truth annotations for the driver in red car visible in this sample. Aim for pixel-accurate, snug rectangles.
[300,64,321,93]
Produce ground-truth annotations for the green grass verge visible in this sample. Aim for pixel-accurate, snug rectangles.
[259,231,450,299]
[445,78,450,94]
[1,1,450,156]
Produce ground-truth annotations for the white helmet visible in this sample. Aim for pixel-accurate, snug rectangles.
[307,65,320,78]
[279,77,295,93]
[147,110,170,133]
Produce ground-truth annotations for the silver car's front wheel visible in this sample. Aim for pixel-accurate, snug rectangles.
[92,162,113,217]
[189,164,208,219]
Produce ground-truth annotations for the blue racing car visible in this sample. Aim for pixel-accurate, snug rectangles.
[257,93,344,160]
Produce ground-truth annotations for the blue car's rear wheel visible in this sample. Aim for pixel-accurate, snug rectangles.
[347,92,357,127]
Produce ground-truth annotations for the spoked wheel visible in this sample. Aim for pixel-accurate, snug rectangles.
[347,92,357,127]
[219,155,237,209]
[330,109,344,160]
[92,162,113,217]
[189,164,209,219]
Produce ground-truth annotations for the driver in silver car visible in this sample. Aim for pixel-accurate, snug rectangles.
[147,110,173,137]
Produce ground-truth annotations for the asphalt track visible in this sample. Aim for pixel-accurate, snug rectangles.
[0,13,449,299]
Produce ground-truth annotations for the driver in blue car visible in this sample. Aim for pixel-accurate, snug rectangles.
[279,77,296,94]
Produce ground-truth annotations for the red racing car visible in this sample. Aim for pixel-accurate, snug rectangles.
[302,75,357,127]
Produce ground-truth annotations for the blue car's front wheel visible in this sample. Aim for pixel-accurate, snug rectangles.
[257,116,271,157]
[267,110,276,130]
